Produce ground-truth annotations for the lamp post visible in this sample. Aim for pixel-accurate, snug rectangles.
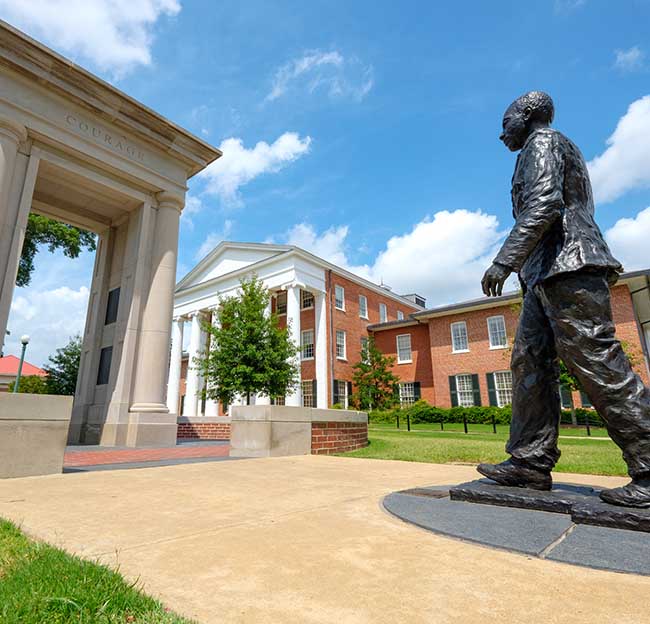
[13,334,29,393]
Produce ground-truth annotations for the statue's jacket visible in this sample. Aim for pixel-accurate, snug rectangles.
[494,127,622,286]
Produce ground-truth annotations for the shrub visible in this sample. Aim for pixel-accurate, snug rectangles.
[368,401,606,428]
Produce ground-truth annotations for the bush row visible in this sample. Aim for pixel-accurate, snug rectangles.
[368,400,605,427]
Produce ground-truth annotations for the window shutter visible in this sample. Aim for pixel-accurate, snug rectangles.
[449,376,458,407]
[560,384,573,409]
[347,381,353,407]
[333,379,340,406]
[579,390,592,409]
[486,373,498,407]
[414,382,421,400]
[313,379,318,407]
[471,374,481,407]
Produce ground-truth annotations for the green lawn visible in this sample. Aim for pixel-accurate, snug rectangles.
[0,519,194,624]
[342,428,627,476]
[369,422,610,438]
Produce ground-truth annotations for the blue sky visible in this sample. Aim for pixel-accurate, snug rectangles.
[3,0,650,364]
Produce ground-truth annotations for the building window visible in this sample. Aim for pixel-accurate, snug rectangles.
[335,285,345,310]
[277,291,287,315]
[451,321,469,352]
[105,287,120,325]
[302,380,315,407]
[336,330,346,359]
[487,315,507,349]
[379,302,387,323]
[580,391,593,409]
[271,396,285,406]
[397,310,404,320]
[560,384,573,409]
[359,294,368,319]
[301,329,314,360]
[301,290,314,309]
[334,379,349,409]
[96,346,113,385]
[399,382,419,407]
[360,336,369,361]
[455,374,475,407]
[494,370,513,407]
[396,334,412,363]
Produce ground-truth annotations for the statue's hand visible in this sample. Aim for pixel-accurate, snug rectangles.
[481,262,512,297]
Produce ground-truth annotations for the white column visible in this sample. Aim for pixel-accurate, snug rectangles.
[255,296,273,406]
[204,308,220,416]
[183,311,202,417]
[315,291,328,409]
[166,316,184,414]
[285,284,302,406]
[196,315,209,415]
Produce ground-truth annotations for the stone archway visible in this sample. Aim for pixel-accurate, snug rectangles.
[0,22,221,446]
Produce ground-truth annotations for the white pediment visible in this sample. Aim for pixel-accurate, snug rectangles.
[177,243,291,290]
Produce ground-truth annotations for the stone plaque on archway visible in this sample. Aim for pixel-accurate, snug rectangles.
[0,21,221,446]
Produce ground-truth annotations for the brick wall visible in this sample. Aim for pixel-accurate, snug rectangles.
[428,303,520,408]
[177,420,231,440]
[329,272,420,403]
[371,322,435,404]
[311,421,368,454]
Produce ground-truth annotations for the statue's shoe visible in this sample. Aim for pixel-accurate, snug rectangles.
[599,478,650,508]
[477,459,552,491]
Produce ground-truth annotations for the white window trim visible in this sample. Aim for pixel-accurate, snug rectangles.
[493,370,513,408]
[455,373,475,407]
[276,292,287,316]
[301,290,314,310]
[451,321,469,353]
[379,302,387,323]
[359,294,368,319]
[396,334,412,364]
[335,285,345,311]
[397,310,404,320]
[336,329,347,360]
[487,315,508,350]
[301,329,314,361]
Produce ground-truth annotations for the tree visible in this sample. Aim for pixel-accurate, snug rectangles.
[8,374,48,394]
[44,334,82,395]
[195,276,299,405]
[17,215,96,287]
[349,337,400,411]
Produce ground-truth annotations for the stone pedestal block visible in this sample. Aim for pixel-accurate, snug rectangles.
[0,393,72,478]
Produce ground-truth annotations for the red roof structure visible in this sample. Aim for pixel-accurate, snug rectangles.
[0,355,46,377]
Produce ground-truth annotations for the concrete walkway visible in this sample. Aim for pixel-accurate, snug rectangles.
[0,456,647,623]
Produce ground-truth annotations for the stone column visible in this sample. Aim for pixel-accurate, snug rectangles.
[183,310,203,417]
[285,284,302,407]
[314,290,328,409]
[166,316,185,414]
[0,118,33,344]
[129,193,182,413]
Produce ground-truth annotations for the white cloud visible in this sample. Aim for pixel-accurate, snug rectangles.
[265,49,374,103]
[195,219,234,260]
[605,206,650,271]
[0,0,180,77]
[278,210,510,306]
[198,132,312,207]
[588,95,650,204]
[614,46,645,72]
[554,0,587,14]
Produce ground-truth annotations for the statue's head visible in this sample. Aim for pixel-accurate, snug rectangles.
[500,91,554,152]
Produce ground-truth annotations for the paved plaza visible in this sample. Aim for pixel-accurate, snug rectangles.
[0,456,648,623]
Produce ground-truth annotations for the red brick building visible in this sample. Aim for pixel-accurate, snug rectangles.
[169,242,424,416]
[370,270,650,411]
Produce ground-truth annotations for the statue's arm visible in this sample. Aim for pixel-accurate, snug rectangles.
[493,133,564,272]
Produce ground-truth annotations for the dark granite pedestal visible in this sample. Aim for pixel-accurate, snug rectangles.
[383,482,650,576]
[450,479,650,533]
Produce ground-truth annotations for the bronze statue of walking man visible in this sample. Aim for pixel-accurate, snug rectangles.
[479,91,650,508]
